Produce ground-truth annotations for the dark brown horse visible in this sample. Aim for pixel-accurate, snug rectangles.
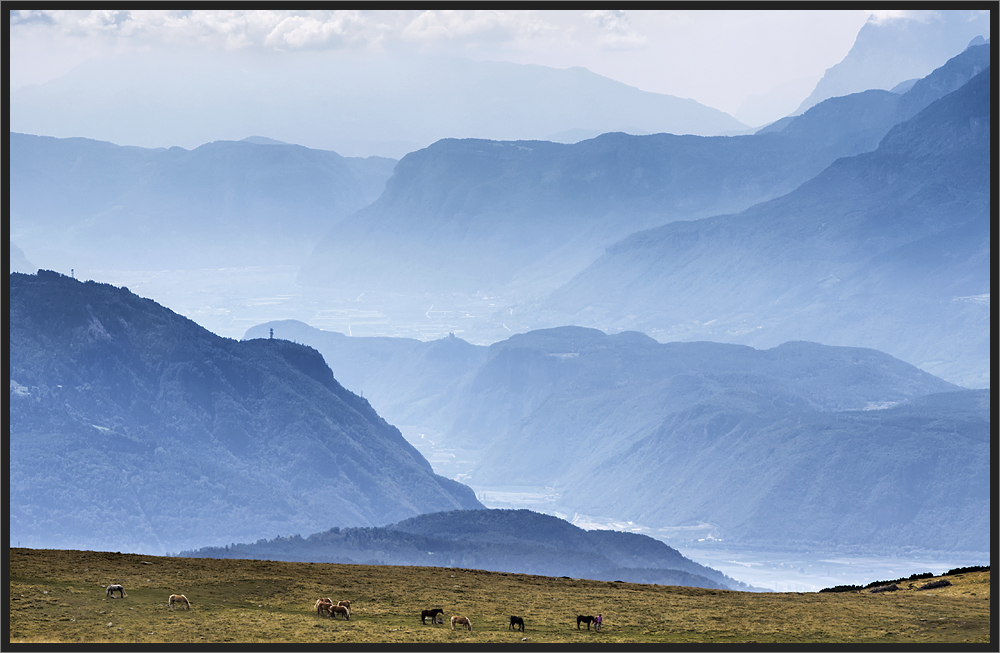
[421,608,444,624]
[509,615,525,631]
[577,615,595,630]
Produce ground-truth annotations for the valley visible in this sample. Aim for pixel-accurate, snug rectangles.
[78,265,532,344]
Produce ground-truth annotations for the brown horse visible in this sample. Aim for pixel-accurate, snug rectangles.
[451,615,472,631]
[316,598,333,615]
[168,594,191,610]
[338,600,351,609]
[577,615,595,630]
[329,604,350,620]
[509,615,525,631]
[421,608,444,624]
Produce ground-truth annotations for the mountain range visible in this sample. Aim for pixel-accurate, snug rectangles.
[298,44,990,308]
[179,508,757,591]
[540,63,991,388]
[243,322,990,554]
[9,270,481,555]
[9,134,397,272]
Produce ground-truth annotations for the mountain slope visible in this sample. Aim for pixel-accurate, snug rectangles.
[542,67,991,387]
[8,134,397,271]
[9,270,482,555]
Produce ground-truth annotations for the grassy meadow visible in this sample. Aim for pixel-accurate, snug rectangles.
[7,548,990,645]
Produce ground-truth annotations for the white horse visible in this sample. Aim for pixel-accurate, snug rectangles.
[106,584,127,598]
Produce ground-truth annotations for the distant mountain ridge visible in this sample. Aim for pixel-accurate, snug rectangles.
[180,508,756,591]
[541,64,991,387]
[9,134,397,271]
[299,44,990,303]
[9,271,482,555]
[9,50,747,159]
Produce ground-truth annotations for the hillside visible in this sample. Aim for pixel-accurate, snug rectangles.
[9,271,482,554]
[542,65,991,388]
[180,509,748,591]
[8,134,397,271]
[298,45,990,299]
[9,548,991,644]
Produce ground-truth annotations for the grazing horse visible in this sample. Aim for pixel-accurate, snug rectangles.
[577,615,595,630]
[106,584,127,598]
[338,600,351,609]
[451,615,472,631]
[509,615,525,631]
[316,599,334,615]
[168,594,191,610]
[421,608,444,625]
[329,604,350,620]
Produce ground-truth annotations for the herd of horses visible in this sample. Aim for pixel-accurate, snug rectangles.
[315,598,352,619]
[102,584,603,633]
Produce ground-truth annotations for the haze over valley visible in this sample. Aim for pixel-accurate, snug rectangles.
[8,10,991,594]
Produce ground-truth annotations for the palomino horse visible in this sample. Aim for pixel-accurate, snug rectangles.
[577,615,595,630]
[509,615,525,631]
[106,584,127,598]
[421,608,444,624]
[168,594,191,610]
[329,605,350,620]
[451,615,472,631]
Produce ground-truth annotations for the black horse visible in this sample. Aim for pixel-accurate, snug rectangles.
[577,615,595,630]
[421,608,445,624]
[509,615,525,631]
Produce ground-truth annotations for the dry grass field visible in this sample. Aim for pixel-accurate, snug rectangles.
[7,548,991,645]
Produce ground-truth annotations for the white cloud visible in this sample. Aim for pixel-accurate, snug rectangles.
[585,10,647,50]
[398,10,561,52]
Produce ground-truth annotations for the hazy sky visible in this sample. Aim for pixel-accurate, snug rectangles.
[10,8,880,122]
